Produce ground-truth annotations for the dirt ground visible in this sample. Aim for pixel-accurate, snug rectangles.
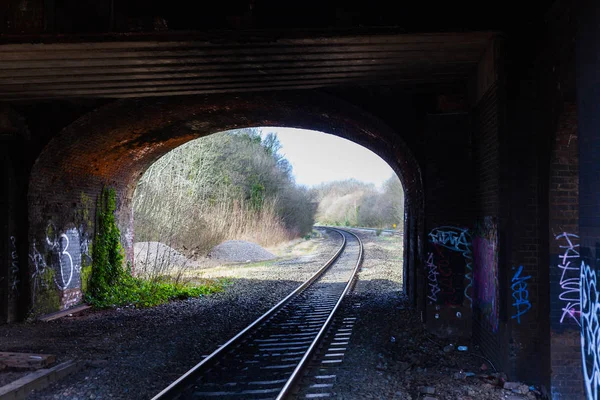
[0,229,541,399]
[0,230,341,399]
[307,229,542,400]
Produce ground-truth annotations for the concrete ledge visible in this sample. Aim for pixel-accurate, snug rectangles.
[38,305,91,322]
[0,360,82,400]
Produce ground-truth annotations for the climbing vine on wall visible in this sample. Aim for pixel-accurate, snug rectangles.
[87,187,126,305]
[86,187,227,308]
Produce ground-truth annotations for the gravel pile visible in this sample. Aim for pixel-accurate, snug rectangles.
[208,240,276,262]
[0,229,341,400]
[133,242,190,274]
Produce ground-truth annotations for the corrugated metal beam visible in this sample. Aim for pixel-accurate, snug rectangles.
[0,32,496,100]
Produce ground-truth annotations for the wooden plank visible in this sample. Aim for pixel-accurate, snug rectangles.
[38,304,91,322]
[0,360,81,400]
[0,353,55,370]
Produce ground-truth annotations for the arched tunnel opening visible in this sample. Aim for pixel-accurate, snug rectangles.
[130,126,406,288]
[2,92,437,398]
[2,4,599,397]
[1,84,563,399]
[25,92,423,316]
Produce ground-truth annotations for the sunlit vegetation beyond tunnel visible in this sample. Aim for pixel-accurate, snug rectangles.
[311,178,404,229]
[130,127,404,288]
[133,128,315,256]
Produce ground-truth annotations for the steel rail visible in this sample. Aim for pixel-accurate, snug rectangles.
[151,227,349,400]
[276,228,363,400]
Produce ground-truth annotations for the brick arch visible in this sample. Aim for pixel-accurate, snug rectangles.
[28,90,423,311]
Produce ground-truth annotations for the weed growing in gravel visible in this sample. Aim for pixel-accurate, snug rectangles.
[87,187,228,308]
[88,276,228,308]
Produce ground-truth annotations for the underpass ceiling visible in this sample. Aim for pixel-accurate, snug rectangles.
[0,31,497,100]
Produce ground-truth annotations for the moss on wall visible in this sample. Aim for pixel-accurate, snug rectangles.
[29,268,60,318]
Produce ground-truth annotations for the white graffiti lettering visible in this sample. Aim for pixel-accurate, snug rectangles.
[56,234,74,290]
[428,226,473,305]
[46,225,80,291]
[580,260,600,400]
[62,289,82,309]
[426,252,441,302]
[9,236,19,293]
[556,233,581,326]
[29,239,47,302]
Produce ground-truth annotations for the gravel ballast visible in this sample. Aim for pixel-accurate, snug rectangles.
[1,228,536,400]
[208,240,276,262]
[0,229,342,400]
[314,229,541,400]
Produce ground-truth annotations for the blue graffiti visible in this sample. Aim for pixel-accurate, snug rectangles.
[511,265,532,323]
[581,260,600,400]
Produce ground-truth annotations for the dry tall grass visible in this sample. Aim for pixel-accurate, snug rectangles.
[133,129,313,265]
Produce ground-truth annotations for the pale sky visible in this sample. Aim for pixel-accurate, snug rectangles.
[261,127,396,188]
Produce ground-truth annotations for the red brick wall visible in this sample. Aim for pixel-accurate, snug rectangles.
[471,81,505,372]
[548,105,582,398]
[25,91,424,317]
[422,112,474,336]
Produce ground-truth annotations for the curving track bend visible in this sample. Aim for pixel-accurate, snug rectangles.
[152,227,363,400]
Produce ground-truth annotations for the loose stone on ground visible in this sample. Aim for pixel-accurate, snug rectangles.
[0,230,341,399]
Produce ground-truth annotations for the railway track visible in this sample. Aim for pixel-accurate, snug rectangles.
[152,227,363,400]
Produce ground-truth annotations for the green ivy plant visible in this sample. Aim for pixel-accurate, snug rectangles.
[87,187,125,302]
[86,187,227,308]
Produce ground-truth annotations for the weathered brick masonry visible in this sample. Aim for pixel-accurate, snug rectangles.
[26,91,425,316]
[2,0,599,397]
[549,105,581,398]
[472,79,504,375]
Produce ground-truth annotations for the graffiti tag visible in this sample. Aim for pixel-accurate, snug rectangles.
[428,226,473,305]
[9,236,19,293]
[511,265,532,324]
[29,239,47,302]
[556,232,581,326]
[46,225,81,291]
[426,252,441,303]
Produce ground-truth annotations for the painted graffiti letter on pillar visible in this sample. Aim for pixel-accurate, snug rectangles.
[581,261,600,400]
[426,252,441,303]
[428,226,473,306]
[556,232,581,326]
[511,265,532,324]
[46,225,82,292]
[9,236,19,294]
[29,239,47,302]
